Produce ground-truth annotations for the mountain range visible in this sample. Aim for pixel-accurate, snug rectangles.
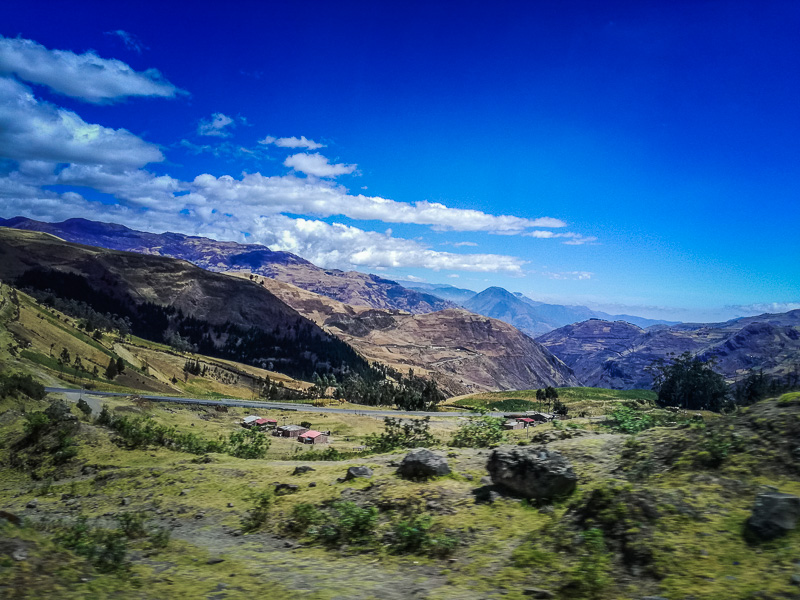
[400,282,676,336]
[537,314,800,389]
[0,226,577,394]
[0,217,454,315]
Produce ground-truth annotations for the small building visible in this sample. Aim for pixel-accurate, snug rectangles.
[503,419,524,430]
[517,417,536,427]
[274,424,308,438]
[298,430,329,444]
[253,418,277,430]
[241,415,260,428]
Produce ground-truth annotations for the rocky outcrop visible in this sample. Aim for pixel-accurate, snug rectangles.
[397,449,450,479]
[487,446,577,501]
[746,491,800,540]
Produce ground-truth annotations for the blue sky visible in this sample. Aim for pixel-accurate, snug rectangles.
[1,0,798,321]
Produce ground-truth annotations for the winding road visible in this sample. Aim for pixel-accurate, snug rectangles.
[45,387,508,418]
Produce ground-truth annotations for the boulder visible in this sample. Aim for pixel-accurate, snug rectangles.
[292,466,316,476]
[486,446,577,501]
[344,466,373,481]
[397,449,450,479]
[746,492,800,540]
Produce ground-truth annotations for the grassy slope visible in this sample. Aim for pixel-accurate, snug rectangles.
[447,387,658,416]
[0,282,313,400]
[1,385,799,598]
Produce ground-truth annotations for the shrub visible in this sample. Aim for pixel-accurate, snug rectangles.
[315,501,378,547]
[365,417,437,453]
[450,412,506,448]
[242,489,275,532]
[76,398,93,417]
[116,512,148,539]
[608,406,657,434]
[0,373,46,400]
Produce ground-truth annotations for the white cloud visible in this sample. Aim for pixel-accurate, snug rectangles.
[403,275,427,282]
[0,77,163,168]
[544,271,593,280]
[197,113,235,137]
[448,274,460,278]
[450,241,478,247]
[56,165,184,208]
[525,230,597,244]
[284,153,357,178]
[259,135,324,150]
[104,30,144,54]
[187,171,566,233]
[0,36,182,103]
[249,215,526,272]
[726,302,800,315]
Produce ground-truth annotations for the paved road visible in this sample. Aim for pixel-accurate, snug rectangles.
[44,387,506,418]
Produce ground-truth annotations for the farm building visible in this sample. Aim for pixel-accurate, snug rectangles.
[298,430,329,444]
[274,424,308,438]
[254,418,277,430]
[241,415,260,428]
[516,417,536,427]
[503,420,524,430]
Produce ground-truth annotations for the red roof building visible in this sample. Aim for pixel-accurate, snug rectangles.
[298,430,329,444]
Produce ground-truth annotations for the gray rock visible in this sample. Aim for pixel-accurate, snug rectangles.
[486,446,577,501]
[397,449,450,479]
[746,492,800,540]
[292,466,316,476]
[12,549,27,562]
[25,499,38,509]
[227,502,234,508]
[120,497,131,506]
[344,466,373,481]
[791,574,800,586]
[274,483,299,494]
[308,482,317,488]
[179,489,190,496]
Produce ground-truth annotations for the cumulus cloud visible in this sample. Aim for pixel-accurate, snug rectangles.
[0,174,527,274]
[197,113,235,137]
[0,77,163,168]
[0,36,183,103]
[544,271,593,280]
[187,171,565,233]
[284,153,357,178]
[259,135,324,150]
[56,164,184,208]
[525,230,597,244]
[249,215,526,272]
[104,30,145,53]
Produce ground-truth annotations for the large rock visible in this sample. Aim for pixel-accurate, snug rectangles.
[343,466,373,481]
[746,492,800,540]
[397,449,450,479]
[487,446,577,501]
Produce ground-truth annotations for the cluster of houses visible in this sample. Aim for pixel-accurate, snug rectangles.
[502,412,552,430]
[241,415,330,444]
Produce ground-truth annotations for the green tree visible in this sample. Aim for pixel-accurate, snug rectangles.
[649,352,730,411]
[105,357,118,380]
[116,357,125,375]
[365,417,437,453]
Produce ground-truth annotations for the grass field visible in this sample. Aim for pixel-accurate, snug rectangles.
[446,386,658,416]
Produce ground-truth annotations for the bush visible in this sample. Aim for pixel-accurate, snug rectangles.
[649,352,729,411]
[241,489,275,532]
[116,512,147,539]
[608,406,657,434]
[76,398,93,417]
[315,501,378,547]
[365,417,437,453]
[0,373,46,400]
[450,412,506,448]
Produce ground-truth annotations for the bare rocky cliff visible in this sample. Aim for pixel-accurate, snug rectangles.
[259,278,579,395]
